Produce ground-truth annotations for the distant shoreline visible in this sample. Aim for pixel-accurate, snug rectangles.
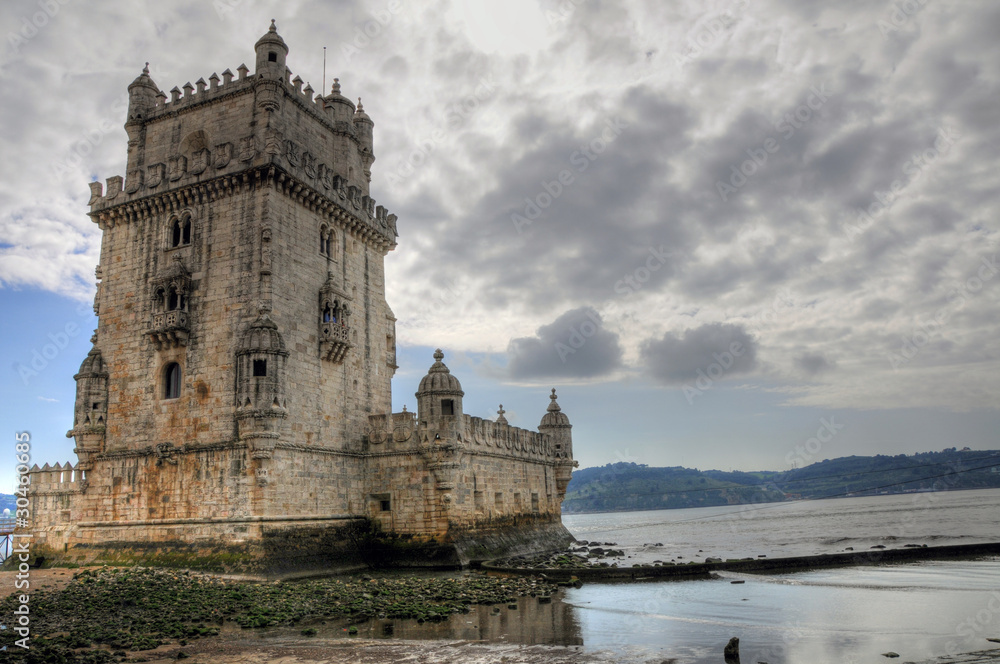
[562,484,1000,516]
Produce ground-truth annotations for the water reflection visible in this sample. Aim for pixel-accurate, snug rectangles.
[258,593,583,646]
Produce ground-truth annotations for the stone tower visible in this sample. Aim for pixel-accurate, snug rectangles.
[27,23,576,575]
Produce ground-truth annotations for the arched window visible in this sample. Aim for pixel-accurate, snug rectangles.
[169,216,192,248]
[164,363,181,399]
[154,287,166,312]
[167,287,179,311]
[322,304,333,323]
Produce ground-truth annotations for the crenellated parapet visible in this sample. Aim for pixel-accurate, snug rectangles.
[28,462,85,496]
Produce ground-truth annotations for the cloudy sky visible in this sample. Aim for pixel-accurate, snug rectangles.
[1,0,998,489]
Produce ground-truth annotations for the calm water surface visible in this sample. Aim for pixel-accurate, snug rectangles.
[267,490,1000,663]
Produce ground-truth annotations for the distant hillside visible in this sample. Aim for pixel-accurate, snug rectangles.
[563,449,1000,514]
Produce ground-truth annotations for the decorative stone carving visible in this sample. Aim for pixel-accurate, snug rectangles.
[168,155,187,182]
[146,163,165,188]
[214,142,232,168]
[189,148,211,175]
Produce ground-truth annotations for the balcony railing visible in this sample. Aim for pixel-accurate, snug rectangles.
[150,310,189,349]
[320,322,351,363]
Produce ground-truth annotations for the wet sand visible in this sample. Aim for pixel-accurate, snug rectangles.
[2,567,998,663]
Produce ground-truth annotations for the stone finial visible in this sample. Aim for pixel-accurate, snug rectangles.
[142,62,149,74]
[357,97,363,111]
[496,405,508,425]
[548,388,561,412]
[402,405,408,413]
[434,348,444,361]
[332,78,341,94]
[269,18,277,32]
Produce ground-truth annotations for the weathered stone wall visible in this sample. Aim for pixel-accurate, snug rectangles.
[24,25,575,576]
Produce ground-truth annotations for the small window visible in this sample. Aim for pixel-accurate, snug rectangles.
[164,363,181,399]
[171,220,181,247]
[252,359,267,377]
[531,493,540,513]
[268,51,277,62]
[441,399,454,416]
[495,492,503,507]
[92,402,99,410]
[380,499,391,512]
[182,219,191,245]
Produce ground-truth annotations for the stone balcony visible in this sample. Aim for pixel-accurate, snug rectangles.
[150,310,189,350]
[320,322,351,363]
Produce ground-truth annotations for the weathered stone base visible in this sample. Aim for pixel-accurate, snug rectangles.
[16,515,573,578]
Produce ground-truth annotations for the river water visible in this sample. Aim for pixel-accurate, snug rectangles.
[561,488,1000,663]
[269,489,1000,663]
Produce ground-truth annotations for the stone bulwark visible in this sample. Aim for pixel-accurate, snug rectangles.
[483,541,1000,581]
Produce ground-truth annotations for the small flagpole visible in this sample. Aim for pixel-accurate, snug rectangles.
[323,46,327,93]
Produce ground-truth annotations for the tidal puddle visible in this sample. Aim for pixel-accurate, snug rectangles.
[247,592,584,646]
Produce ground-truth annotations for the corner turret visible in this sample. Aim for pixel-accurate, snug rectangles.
[416,349,464,432]
[68,334,108,477]
[324,78,356,123]
[353,98,375,182]
[254,19,288,80]
[538,388,577,499]
[127,63,161,124]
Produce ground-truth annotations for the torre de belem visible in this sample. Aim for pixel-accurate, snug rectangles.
[26,23,577,575]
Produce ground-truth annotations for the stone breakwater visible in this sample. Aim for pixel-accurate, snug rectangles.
[0,566,559,663]
[485,541,1000,581]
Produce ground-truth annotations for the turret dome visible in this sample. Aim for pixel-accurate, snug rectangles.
[539,389,571,428]
[238,314,287,355]
[416,349,464,396]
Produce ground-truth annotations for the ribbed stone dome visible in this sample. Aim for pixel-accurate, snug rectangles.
[255,19,288,53]
[416,349,464,395]
[539,389,571,428]
[75,345,107,378]
[239,314,287,354]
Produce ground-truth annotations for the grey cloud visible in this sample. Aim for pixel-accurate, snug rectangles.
[794,352,837,375]
[507,307,623,380]
[641,323,758,384]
